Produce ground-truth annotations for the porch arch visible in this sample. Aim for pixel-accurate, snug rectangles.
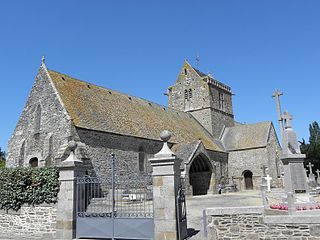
[189,154,213,195]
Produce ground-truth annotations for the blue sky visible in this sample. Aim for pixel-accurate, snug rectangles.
[1,1,320,151]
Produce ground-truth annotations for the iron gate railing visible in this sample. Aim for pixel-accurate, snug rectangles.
[76,154,154,239]
[177,183,187,240]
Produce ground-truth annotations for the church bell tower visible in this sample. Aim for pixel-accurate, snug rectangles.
[168,60,234,138]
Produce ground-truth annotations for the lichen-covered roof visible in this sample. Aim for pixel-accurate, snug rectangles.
[221,122,272,151]
[48,70,224,152]
[172,141,199,161]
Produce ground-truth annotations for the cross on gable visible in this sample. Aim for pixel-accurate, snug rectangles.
[316,169,320,177]
[282,111,293,129]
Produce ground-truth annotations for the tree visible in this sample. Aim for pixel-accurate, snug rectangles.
[300,121,320,174]
[0,148,5,168]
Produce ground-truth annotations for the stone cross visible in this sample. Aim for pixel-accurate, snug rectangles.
[282,111,293,129]
[265,175,272,192]
[307,162,314,175]
[316,169,320,178]
[272,90,284,138]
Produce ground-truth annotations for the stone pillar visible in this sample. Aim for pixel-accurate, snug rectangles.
[56,141,85,240]
[149,131,182,240]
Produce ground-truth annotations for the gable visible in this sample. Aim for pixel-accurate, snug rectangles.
[47,69,224,152]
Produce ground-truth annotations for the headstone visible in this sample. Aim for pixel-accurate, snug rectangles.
[316,169,320,185]
[307,162,317,183]
[260,165,268,191]
[265,175,272,192]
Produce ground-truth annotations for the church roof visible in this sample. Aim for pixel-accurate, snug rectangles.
[192,66,207,77]
[48,69,224,152]
[221,122,272,151]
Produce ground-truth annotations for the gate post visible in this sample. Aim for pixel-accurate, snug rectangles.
[56,141,85,240]
[149,131,183,240]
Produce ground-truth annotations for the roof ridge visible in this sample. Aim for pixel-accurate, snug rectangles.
[48,69,174,111]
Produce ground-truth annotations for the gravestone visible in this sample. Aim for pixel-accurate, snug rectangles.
[280,111,309,197]
[265,175,272,192]
[316,169,320,185]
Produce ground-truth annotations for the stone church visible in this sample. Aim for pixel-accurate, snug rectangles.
[7,59,282,195]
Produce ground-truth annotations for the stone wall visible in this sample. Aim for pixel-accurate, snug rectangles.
[205,206,320,240]
[0,204,57,239]
[76,128,164,178]
[7,64,72,168]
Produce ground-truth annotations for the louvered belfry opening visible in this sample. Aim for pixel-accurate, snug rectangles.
[189,154,212,195]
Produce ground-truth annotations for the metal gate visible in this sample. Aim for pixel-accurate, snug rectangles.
[76,154,154,239]
[176,183,187,240]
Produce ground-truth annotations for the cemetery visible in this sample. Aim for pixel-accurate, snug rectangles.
[0,59,320,240]
[203,112,320,240]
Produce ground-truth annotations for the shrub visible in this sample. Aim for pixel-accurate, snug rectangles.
[0,167,60,211]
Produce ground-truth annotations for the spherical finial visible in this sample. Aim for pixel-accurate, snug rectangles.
[160,130,171,142]
[68,140,77,151]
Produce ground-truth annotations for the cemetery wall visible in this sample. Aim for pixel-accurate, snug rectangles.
[205,206,320,240]
[0,204,57,239]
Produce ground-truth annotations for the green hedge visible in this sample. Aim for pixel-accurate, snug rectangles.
[0,167,60,211]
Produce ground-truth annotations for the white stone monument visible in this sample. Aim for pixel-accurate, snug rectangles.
[265,175,272,192]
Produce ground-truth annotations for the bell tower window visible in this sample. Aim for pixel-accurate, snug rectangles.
[184,90,188,100]
[218,92,225,111]
[188,89,192,99]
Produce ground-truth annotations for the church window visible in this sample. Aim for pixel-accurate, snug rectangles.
[18,140,25,166]
[188,89,192,99]
[184,90,188,100]
[29,157,38,168]
[218,92,225,111]
[184,68,188,75]
[34,105,41,134]
[138,148,145,172]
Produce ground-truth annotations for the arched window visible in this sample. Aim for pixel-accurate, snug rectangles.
[184,68,188,75]
[184,90,188,100]
[45,135,53,166]
[138,147,145,172]
[29,157,38,168]
[34,105,41,134]
[18,140,25,166]
[188,89,192,99]
[218,92,225,111]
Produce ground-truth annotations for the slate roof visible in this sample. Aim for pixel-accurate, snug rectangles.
[192,67,207,77]
[48,69,224,152]
[221,122,272,151]
[172,141,200,162]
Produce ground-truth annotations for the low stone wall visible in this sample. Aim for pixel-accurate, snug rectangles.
[0,204,57,239]
[205,206,320,240]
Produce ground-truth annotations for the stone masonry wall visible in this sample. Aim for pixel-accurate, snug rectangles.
[0,204,57,239]
[206,207,320,240]
[7,64,72,167]
[228,147,269,190]
[76,128,164,178]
